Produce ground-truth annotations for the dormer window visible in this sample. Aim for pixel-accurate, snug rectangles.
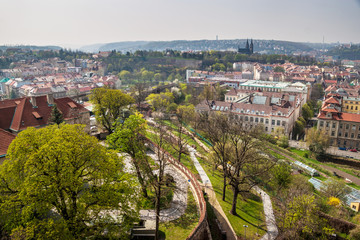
[67,102,77,109]
[32,112,42,119]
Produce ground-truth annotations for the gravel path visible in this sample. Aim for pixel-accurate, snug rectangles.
[138,152,189,222]
[254,186,278,240]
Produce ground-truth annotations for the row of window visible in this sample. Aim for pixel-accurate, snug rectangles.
[319,121,360,131]
[344,101,360,104]
[346,105,359,111]
[337,131,360,139]
[232,115,286,126]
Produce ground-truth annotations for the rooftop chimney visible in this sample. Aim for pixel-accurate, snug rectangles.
[30,96,37,108]
[47,93,54,105]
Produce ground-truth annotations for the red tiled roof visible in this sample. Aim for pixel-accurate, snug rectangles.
[0,129,16,157]
[322,107,339,113]
[318,111,360,123]
[0,96,89,132]
[333,112,360,123]
[324,97,340,105]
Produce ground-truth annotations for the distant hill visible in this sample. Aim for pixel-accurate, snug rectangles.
[80,39,315,54]
[0,45,62,51]
[326,44,360,60]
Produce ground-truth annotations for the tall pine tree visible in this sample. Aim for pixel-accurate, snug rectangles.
[49,104,64,125]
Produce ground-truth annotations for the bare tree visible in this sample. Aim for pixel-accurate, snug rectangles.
[131,81,148,109]
[170,105,195,162]
[225,123,275,215]
[144,119,170,240]
[199,112,231,201]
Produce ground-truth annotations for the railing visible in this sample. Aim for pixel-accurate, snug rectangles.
[144,138,209,240]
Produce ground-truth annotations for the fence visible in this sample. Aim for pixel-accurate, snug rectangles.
[144,138,209,240]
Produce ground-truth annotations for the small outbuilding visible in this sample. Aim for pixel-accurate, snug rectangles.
[350,200,360,212]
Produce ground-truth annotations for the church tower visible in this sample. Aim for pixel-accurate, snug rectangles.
[245,39,249,50]
[250,39,254,54]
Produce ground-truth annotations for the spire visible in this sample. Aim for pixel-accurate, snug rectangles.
[245,39,249,49]
[250,39,254,54]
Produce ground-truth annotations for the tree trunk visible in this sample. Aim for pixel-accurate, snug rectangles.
[155,184,161,240]
[230,186,239,215]
[222,175,226,201]
[133,159,148,198]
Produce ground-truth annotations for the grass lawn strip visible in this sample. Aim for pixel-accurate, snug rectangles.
[198,158,266,239]
[159,187,199,240]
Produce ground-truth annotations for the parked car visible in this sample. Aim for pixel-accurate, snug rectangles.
[350,149,357,152]
[338,147,347,151]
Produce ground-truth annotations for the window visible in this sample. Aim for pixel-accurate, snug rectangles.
[340,124,343,129]
[331,131,335,136]
[245,116,249,121]
[250,117,253,122]
[345,132,348,138]
[358,134,360,139]
[326,122,330,127]
[255,118,259,123]
[351,133,355,138]
[260,118,264,123]
[346,124,349,130]
[339,132,342,137]
[265,127,268,131]
[351,106,354,110]
[272,120,275,125]
[332,123,335,128]
[352,125,356,131]
[277,120,280,126]
[265,119,269,124]
[347,106,349,109]
[356,106,358,111]
[240,116,243,121]
[320,121,324,127]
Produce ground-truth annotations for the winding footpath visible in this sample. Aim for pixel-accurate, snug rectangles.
[139,152,188,222]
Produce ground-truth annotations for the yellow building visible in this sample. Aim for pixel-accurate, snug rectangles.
[350,200,360,212]
[342,97,360,114]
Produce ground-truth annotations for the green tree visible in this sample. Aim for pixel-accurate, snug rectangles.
[90,87,134,133]
[0,124,139,239]
[48,104,64,125]
[154,73,162,83]
[293,117,306,139]
[320,179,351,202]
[107,113,149,198]
[273,66,285,73]
[271,162,292,192]
[118,70,132,82]
[306,128,330,156]
[146,91,174,112]
[302,103,314,121]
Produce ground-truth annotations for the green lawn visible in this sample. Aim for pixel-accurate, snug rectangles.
[159,187,199,240]
[146,128,202,181]
[199,158,266,239]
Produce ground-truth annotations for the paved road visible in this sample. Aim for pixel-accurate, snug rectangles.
[289,140,360,159]
[319,164,360,185]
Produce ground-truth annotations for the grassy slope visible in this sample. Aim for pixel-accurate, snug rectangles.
[199,158,266,239]
[159,187,199,240]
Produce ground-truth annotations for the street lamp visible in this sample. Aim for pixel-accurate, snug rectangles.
[243,225,248,239]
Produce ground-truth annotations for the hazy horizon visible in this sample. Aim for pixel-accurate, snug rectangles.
[1,0,360,48]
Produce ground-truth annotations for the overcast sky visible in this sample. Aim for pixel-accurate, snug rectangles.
[1,0,359,48]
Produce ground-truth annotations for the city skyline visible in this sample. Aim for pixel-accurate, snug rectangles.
[1,0,360,48]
